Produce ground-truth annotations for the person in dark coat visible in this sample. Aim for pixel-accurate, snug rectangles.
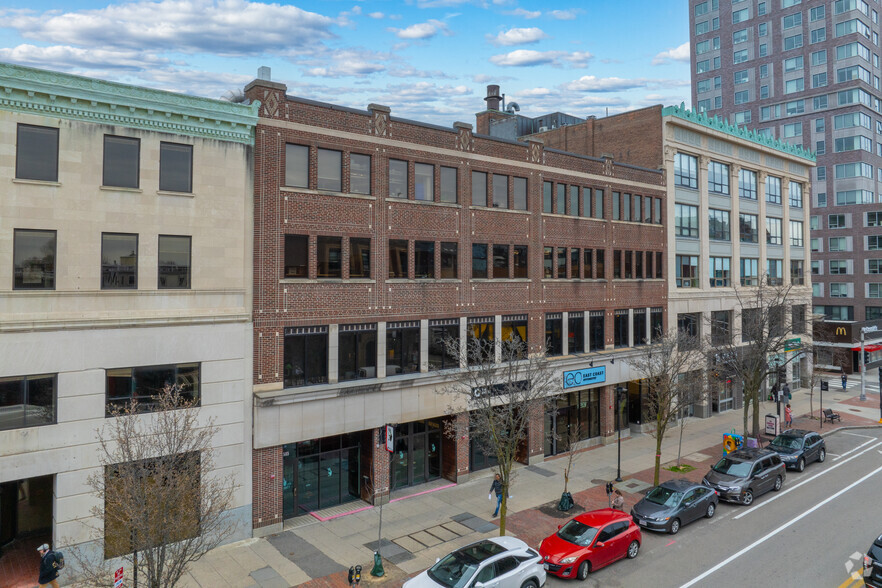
[37,543,60,588]
[489,473,503,517]
[842,373,848,390]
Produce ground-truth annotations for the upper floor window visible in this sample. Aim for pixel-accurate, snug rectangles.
[158,235,191,289]
[709,209,731,241]
[106,363,200,413]
[675,204,699,238]
[766,217,783,245]
[284,326,328,388]
[739,169,757,199]
[103,135,140,189]
[513,177,527,210]
[440,166,458,203]
[471,171,487,206]
[739,213,758,243]
[415,163,434,201]
[13,229,56,290]
[16,124,58,182]
[350,153,371,195]
[674,153,698,188]
[285,144,308,188]
[0,374,56,431]
[766,175,782,204]
[101,233,138,290]
[708,161,730,194]
[317,148,342,192]
[159,142,193,193]
[390,159,408,198]
[492,174,509,209]
[789,182,803,207]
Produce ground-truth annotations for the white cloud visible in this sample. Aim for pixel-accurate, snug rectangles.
[388,19,451,40]
[368,11,385,19]
[487,27,548,46]
[0,44,170,71]
[566,75,648,93]
[563,51,593,68]
[652,42,690,65]
[549,9,579,20]
[1,0,339,56]
[490,49,592,67]
[505,8,541,18]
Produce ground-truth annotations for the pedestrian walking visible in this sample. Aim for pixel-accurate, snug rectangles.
[783,382,792,401]
[784,404,793,428]
[842,373,848,390]
[612,489,624,511]
[36,543,60,588]
[769,383,778,402]
[489,473,503,517]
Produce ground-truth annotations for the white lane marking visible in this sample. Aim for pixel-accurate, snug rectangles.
[825,453,840,457]
[733,440,882,520]
[842,431,877,440]
[833,437,877,461]
[679,462,882,588]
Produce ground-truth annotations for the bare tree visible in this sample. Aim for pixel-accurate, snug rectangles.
[68,385,237,588]
[628,329,707,486]
[443,334,559,536]
[710,279,812,438]
[558,425,583,511]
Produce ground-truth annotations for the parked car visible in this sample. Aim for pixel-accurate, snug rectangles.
[864,534,882,588]
[403,536,546,588]
[630,479,719,534]
[538,508,640,581]
[766,429,826,472]
[702,448,786,505]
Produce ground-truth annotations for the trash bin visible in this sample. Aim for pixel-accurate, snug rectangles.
[765,414,779,436]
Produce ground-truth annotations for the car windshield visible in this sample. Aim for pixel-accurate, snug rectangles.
[557,520,599,547]
[770,435,803,450]
[426,553,479,588]
[712,457,752,477]
[644,486,685,507]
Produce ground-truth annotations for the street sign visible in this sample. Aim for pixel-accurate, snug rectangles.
[820,380,829,391]
[784,338,801,352]
[385,424,394,452]
[114,567,123,588]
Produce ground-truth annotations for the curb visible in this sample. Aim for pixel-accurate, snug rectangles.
[819,424,882,438]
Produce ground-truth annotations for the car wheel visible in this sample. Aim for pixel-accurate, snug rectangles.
[520,581,539,588]
[818,448,826,463]
[669,518,680,534]
[773,476,783,491]
[741,489,754,505]
[627,540,640,559]
[705,502,716,518]
[796,458,805,472]
[577,560,591,580]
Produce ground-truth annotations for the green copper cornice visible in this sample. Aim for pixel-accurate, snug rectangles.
[662,103,816,163]
[0,62,258,145]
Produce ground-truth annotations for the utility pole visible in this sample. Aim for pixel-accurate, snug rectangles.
[615,386,626,482]
[860,326,879,402]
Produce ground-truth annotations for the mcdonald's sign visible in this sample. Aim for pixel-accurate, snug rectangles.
[835,326,847,336]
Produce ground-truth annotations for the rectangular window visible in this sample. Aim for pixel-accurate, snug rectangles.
[711,311,731,346]
[569,313,585,353]
[830,283,850,297]
[784,56,803,72]
[734,50,749,64]
[790,221,804,247]
[349,238,371,278]
[710,256,731,287]
[513,177,527,210]
[440,166,457,203]
[338,324,377,381]
[677,313,700,342]
[733,8,749,23]
[836,190,874,205]
[569,185,579,216]
[471,243,487,279]
[739,169,757,199]
[734,70,750,84]
[829,214,846,229]
[543,181,552,213]
[784,34,803,50]
[812,50,827,65]
[493,244,510,279]
[867,211,882,227]
[414,241,435,278]
[389,239,409,278]
[869,236,882,250]
[103,135,140,189]
[106,363,200,412]
[708,161,730,194]
[810,5,825,20]
[784,79,804,94]
[513,245,528,278]
[101,233,138,289]
[789,183,803,208]
[783,12,802,29]
[766,176,782,204]
[543,246,553,278]
[583,249,593,278]
[556,184,566,214]
[316,236,342,278]
[386,322,420,376]
[429,320,460,370]
[414,163,434,201]
[492,174,508,208]
[674,153,698,188]
[766,217,783,245]
[546,315,563,356]
[811,27,826,43]
[16,124,58,182]
[734,29,749,44]
[767,259,784,285]
[284,327,329,387]
[317,148,342,192]
[440,242,458,279]
[557,247,567,278]
[740,213,759,243]
[571,248,581,278]
[284,235,308,278]
[791,261,805,285]
[13,229,56,290]
[582,187,593,218]
[676,255,699,288]
[709,209,731,240]
[390,159,408,198]
[741,258,759,286]
[0,374,56,430]
[596,189,605,219]
[830,260,849,274]
[675,204,699,238]
[350,153,371,195]
[285,144,309,188]
[159,142,193,193]
[614,310,630,348]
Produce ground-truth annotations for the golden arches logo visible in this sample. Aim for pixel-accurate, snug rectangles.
[835,327,847,336]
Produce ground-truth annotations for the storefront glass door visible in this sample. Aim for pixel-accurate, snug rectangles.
[391,420,443,489]
[283,435,361,518]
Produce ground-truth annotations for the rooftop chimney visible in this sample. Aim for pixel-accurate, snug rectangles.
[257,66,271,81]
[485,85,502,111]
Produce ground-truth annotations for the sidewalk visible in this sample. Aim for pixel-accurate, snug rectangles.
[175,377,881,588]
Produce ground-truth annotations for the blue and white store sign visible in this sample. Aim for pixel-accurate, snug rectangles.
[562,366,606,390]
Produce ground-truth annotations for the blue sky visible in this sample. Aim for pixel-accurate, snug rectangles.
[0,0,691,126]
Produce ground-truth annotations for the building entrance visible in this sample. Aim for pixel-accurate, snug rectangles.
[391,420,442,490]
[0,475,52,558]
[282,434,361,518]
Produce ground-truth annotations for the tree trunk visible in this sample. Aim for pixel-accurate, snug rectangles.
[742,391,749,438]
[751,392,761,438]
[677,419,685,466]
[653,428,664,486]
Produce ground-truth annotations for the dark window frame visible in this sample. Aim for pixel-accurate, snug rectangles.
[0,373,57,431]
[106,363,200,414]
[158,234,191,289]
[16,123,59,182]
[159,142,193,193]
[13,228,57,290]
[101,232,139,290]
[103,135,141,189]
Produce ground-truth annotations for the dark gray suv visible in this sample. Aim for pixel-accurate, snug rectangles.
[702,448,786,505]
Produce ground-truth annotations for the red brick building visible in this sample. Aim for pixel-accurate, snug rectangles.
[244,74,668,534]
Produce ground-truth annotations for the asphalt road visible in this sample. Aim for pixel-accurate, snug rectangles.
[544,428,882,588]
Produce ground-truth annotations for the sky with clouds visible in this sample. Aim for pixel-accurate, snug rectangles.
[0,0,691,126]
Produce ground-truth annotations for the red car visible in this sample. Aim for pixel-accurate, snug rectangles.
[538,508,641,580]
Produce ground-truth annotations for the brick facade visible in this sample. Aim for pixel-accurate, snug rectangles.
[252,446,283,530]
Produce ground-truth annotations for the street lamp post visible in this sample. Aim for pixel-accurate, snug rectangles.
[615,386,626,482]
[860,326,879,402]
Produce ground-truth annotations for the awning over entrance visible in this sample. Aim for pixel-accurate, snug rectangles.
[851,344,882,352]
